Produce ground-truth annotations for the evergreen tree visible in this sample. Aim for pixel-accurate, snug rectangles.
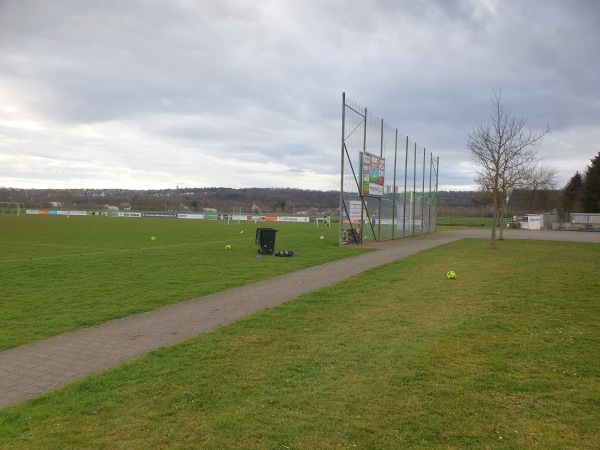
[581,152,600,212]
[560,171,584,219]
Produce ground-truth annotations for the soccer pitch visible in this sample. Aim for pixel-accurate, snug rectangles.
[0,215,367,351]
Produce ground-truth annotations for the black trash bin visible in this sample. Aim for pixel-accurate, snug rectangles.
[256,228,278,254]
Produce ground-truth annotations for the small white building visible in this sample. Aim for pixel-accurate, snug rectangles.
[527,213,557,230]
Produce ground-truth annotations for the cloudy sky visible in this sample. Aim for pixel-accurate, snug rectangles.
[1,0,598,191]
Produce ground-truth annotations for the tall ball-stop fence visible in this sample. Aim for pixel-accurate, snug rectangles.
[339,93,439,245]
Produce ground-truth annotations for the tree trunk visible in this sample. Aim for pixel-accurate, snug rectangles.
[499,197,505,240]
[490,191,497,248]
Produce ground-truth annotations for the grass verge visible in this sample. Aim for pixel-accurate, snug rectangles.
[437,216,494,227]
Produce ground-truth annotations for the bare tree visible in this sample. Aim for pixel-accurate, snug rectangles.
[473,190,494,220]
[467,91,548,248]
[523,163,559,212]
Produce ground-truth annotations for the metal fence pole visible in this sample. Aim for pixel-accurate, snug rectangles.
[377,118,384,241]
[435,156,440,231]
[392,128,398,239]
[403,136,408,238]
[339,92,346,246]
[428,152,433,233]
[412,142,417,237]
[421,147,426,235]
[361,106,367,243]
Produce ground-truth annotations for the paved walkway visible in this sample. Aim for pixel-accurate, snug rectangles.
[1,228,597,408]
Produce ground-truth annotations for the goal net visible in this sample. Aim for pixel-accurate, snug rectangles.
[0,202,25,216]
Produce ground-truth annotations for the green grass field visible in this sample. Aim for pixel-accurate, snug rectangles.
[1,216,599,448]
[0,215,366,350]
[437,216,495,227]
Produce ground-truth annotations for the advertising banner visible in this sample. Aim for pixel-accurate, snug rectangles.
[343,200,363,224]
[26,209,88,216]
[276,216,310,223]
[177,214,205,220]
[361,152,385,197]
[23,210,311,223]
[141,213,177,218]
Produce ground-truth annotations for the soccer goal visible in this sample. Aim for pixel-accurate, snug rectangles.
[225,206,242,225]
[0,202,25,216]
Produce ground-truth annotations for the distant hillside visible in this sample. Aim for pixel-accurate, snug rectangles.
[436,189,562,216]
[1,187,561,215]
[0,187,339,214]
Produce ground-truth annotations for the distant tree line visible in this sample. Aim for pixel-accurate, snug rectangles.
[1,186,565,216]
[0,187,340,214]
[436,189,561,217]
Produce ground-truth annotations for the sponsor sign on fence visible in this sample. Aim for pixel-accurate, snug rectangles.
[24,210,310,223]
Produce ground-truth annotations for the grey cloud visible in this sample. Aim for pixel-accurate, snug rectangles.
[0,0,598,190]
